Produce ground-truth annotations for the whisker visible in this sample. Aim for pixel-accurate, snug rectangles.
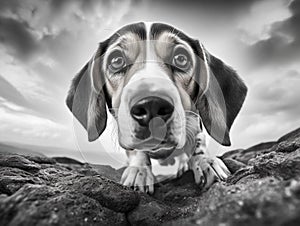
[184,110,200,118]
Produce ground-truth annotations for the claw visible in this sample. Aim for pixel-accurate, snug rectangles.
[213,158,231,179]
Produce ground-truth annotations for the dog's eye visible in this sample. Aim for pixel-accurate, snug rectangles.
[172,48,191,71]
[108,50,126,73]
[174,54,188,67]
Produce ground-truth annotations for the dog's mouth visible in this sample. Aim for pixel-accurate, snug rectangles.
[119,136,178,152]
[133,137,177,150]
[138,139,177,159]
[148,145,176,159]
[150,145,176,153]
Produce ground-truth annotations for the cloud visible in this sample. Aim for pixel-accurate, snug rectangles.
[250,76,300,117]
[0,75,31,108]
[0,17,40,60]
[0,73,68,124]
[0,0,133,62]
[243,65,300,118]
[146,0,260,10]
[0,76,69,146]
[0,0,134,118]
[244,0,300,68]
[0,100,68,145]
[238,0,292,45]
[286,69,300,78]
[227,64,300,149]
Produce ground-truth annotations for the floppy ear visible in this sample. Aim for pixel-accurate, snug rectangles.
[195,42,247,146]
[66,46,107,141]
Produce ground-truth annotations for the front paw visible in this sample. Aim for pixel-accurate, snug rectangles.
[189,155,231,190]
[120,165,155,194]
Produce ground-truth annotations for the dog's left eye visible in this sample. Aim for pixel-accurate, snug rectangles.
[172,48,191,71]
[108,50,126,73]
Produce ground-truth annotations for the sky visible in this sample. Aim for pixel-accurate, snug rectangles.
[0,0,300,167]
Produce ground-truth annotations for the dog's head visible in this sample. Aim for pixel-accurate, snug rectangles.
[66,22,247,153]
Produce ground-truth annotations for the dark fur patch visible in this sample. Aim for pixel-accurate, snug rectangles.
[105,22,146,48]
[150,23,204,60]
[195,43,248,146]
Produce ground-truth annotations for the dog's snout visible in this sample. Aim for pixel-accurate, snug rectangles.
[130,96,174,127]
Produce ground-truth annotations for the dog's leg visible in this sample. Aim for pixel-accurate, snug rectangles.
[188,132,231,189]
[120,150,155,194]
[176,153,190,177]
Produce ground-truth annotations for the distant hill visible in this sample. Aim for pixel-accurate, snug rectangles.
[0,142,45,156]
[1,141,76,156]
[0,141,126,168]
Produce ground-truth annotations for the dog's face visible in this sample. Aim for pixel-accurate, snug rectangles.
[104,23,205,152]
[66,22,247,153]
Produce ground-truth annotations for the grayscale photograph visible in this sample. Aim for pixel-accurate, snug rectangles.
[0,0,300,225]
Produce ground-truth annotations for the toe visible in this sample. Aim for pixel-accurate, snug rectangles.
[177,162,189,177]
[120,167,129,184]
[193,164,204,185]
[134,171,146,192]
[203,166,218,189]
[146,173,155,194]
[123,168,138,187]
[213,158,231,180]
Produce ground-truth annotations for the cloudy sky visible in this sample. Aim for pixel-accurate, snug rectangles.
[0,0,299,166]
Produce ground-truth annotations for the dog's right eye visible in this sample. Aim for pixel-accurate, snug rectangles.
[107,50,126,73]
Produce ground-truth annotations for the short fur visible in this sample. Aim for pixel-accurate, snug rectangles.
[66,22,247,193]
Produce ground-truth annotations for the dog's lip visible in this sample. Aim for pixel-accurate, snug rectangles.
[143,139,177,152]
[151,145,175,152]
[126,138,177,151]
[136,137,164,147]
[148,145,176,159]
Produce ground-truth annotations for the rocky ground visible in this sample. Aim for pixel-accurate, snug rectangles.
[1,128,300,226]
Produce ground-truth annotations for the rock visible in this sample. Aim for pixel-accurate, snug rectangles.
[52,156,83,165]
[220,149,244,161]
[127,194,183,226]
[25,155,57,164]
[0,154,41,171]
[1,127,300,225]
[250,149,300,180]
[270,139,300,153]
[0,171,43,195]
[166,177,300,226]
[0,152,139,225]
[222,142,277,164]
[91,164,123,182]
[278,127,300,143]
[221,158,246,173]
[0,184,127,226]
[56,176,140,213]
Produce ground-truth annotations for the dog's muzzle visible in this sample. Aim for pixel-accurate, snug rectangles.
[117,74,186,152]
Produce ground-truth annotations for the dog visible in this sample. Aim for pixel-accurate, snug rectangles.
[66,22,247,194]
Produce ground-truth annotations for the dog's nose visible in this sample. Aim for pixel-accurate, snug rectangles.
[130,97,174,127]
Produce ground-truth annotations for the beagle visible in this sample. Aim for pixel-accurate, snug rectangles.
[66,22,247,194]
